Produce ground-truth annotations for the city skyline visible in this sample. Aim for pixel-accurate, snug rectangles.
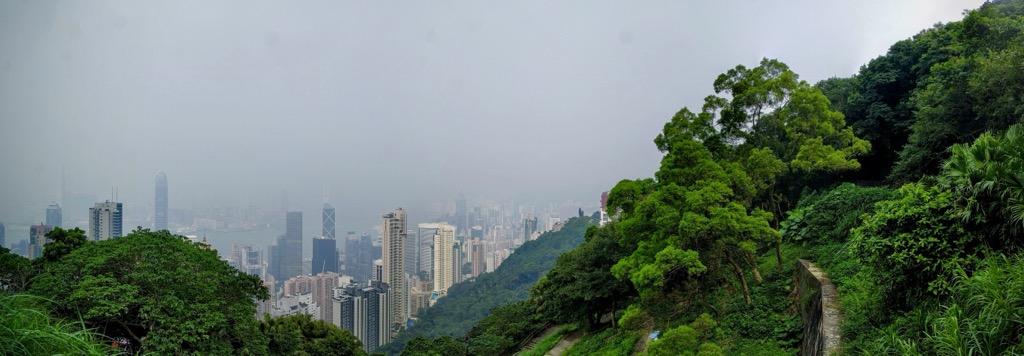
[0,1,983,232]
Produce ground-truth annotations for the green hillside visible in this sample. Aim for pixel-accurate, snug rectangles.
[380,216,592,354]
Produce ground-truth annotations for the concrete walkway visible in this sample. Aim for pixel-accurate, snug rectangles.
[544,332,581,356]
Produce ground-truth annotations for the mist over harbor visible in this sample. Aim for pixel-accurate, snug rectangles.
[0,0,981,245]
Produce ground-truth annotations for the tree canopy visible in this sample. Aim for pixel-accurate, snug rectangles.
[29,228,269,354]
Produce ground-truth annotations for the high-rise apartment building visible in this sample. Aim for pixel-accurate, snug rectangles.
[381,208,407,333]
[231,245,264,278]
[432,224,455,294]
[452,241,463,284]
[471,238,485,278]
[155,172,168,231]
[46,202,61,228]
[89,201,122,241]
[312,272,339,323]
[335,281,390,353]
[28,223,51,259]
[372,259,383,282]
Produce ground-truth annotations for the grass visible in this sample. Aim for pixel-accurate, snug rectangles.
[564,327,640,356]
[0,293,111,355]
[520,324,578,356]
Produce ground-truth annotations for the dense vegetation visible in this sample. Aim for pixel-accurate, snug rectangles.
[0,228,365,355]
[0,293,109,355]
[400,1,1024,355]
[381,216,591,354]
[4,1,1024,354]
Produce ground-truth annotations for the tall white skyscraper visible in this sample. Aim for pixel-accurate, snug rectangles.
[89,201,122,241]
[381,208,407,334]
[432,224,455,294]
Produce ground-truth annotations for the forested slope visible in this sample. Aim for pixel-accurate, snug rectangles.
[400,1,1024,355]
[381,216,591,354]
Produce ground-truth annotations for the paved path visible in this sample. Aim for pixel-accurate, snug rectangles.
[544,332,580,356]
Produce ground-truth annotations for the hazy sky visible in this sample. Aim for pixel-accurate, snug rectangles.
[0,1,983,229]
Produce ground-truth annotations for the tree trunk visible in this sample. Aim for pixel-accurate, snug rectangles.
[611,299,616,330]
[116,320,144,346]
[746,251,763,284]
[729,255,752,305]
[773,190,785,271]
[775,241,784,272]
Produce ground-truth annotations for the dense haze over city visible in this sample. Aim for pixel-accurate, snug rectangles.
[0,1,980,235]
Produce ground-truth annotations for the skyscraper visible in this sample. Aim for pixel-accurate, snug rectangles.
[312,237,338,275]
[322,202,336,240]
[432,224,455,294]
[89,201,122,241]
[46,202,61,228]
[381,208,407,333]
[155,172,168,231]
[273,211,303,281]
[314,201,339,275]
[0,222,5,249]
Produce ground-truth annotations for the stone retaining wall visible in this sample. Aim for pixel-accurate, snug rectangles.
[795,259,841,356]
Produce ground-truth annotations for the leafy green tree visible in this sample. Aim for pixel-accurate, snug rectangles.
[779,183,895,244]
[610,137,774,305]
[657,59,869,269]
[260,314,364,355]
[890,55,978,182]
[0,246,32,292]
[30,228,269,354]
[647,314,720,356]
[532,226,635,328]
[851,183,986,308]
[40,227,87,263]
[401,336,467,356]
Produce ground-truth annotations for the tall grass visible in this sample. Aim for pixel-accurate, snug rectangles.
[0,293,110,355]
[922,256,1024,355]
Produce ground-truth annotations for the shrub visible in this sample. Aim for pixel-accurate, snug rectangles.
[851,183,987,308]
[780,183,894,244]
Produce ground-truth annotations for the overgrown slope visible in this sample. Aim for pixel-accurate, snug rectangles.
[381,217,591,354]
